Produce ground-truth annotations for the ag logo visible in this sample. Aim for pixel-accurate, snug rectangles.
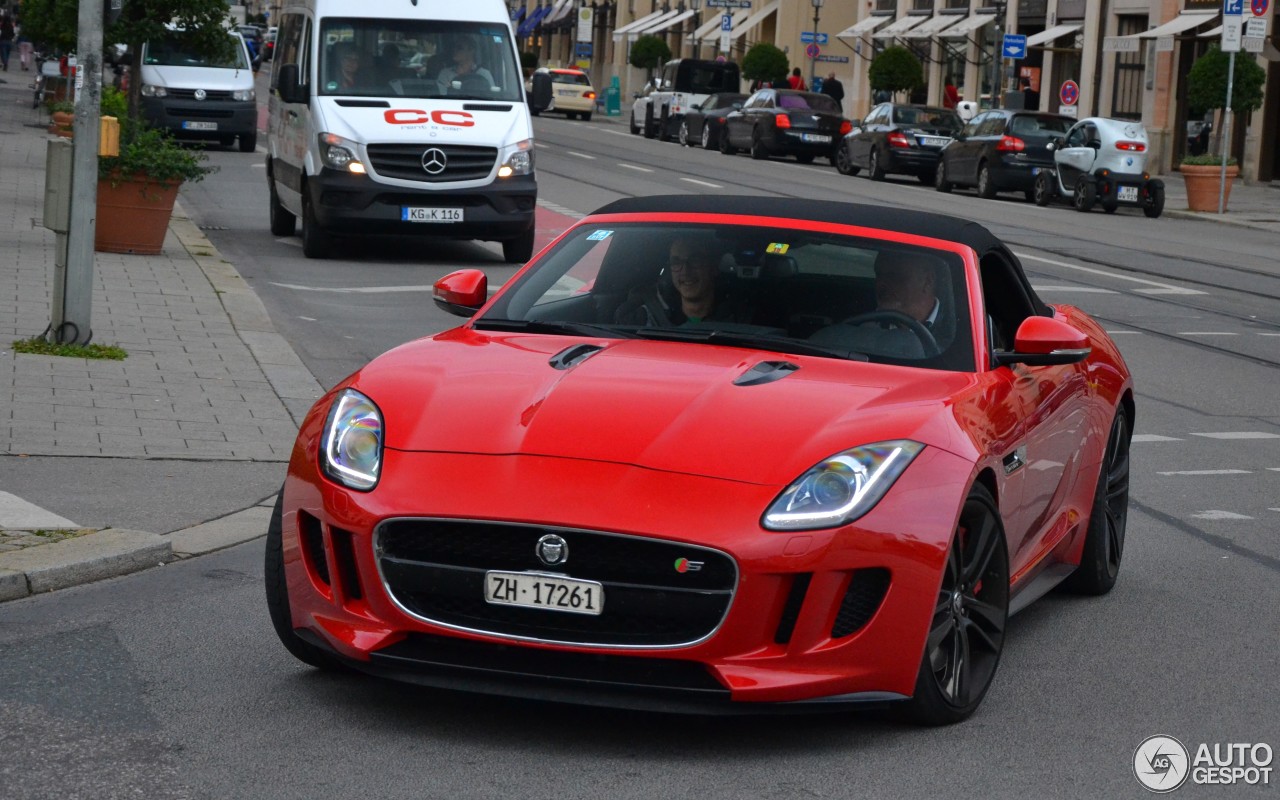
[1134,735,1190,793]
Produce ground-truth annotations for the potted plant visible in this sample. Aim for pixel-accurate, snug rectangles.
[47,100,75,137]
[1180,46,1265,212]
[96,116,214,254]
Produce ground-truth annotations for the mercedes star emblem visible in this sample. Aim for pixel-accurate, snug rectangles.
[194,89,207,101]
[420,147,447,175]
[535,534,568,566]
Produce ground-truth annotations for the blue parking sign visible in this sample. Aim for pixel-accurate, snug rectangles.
[721,14,733,31]
[1224,0,1243,15]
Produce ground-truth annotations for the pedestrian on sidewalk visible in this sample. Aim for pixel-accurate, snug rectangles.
[17,29,32,71]
[820,71,844,113]
[787,67,806,91]
[0,14,15,71]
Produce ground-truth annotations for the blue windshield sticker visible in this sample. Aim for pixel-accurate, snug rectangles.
[586,230,613,241]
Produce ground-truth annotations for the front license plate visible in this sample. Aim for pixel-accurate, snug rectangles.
[402,207,464,223]
[1117,185,1139,202]
[800,133,831,144]
[919,136,950,147]
[182,121,218,131]
[485,571,604,615]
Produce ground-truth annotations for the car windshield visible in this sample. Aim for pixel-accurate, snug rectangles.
[144,33,250,70]
[478,222,975,371]
[777,92,838,112]
[893,107,962,131]
[318,18,522,100]
[551,71,589,86]
[1010,115,1072,136]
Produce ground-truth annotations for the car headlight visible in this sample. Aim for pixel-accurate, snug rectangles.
[497,139,534,177]
[762,440,925,531]
[320,389,383,491]
[232,88,255,101]
[140,84,167,98]
[318,132,365,173]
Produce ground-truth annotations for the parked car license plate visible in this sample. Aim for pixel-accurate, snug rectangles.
[1117,185,1139,202]
[484,571,604,615]
[402,207,464,223]
[182,121,218,131]
[919,136,950,147]
[801,133,831,144]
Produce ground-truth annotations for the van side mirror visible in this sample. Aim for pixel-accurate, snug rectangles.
[276,63,306,104]
[530,72,552,112]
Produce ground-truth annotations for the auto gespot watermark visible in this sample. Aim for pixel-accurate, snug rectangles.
[1134,735,1273,793]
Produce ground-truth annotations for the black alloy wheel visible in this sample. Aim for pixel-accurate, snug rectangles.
[1033,171,1055,206]
[1143,183,1165,218]
[977,162,997,199]
[1073,176,1097,212]
[750,129,769,160]
[835,143,858,176]
[906,483,1009,725]
[701,124,714,150]
[678,120,690,146]
[868,148,886,181]
[719,128,737,155]
[1063,410,1131,595]
[935,160,953,193]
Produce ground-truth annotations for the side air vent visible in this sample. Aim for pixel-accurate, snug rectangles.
[297,510,330,587]
[335,99,391,108]
[330,526,363,602]
[734,360,799,386]
[549,343,604,370]
[831,569,891,638]
[774,573,812,644]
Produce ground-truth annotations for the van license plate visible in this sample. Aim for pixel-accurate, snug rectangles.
[182,121,218,131]
[484,571,604,615]
[1117,186,1138,202]
[402,207,464,223]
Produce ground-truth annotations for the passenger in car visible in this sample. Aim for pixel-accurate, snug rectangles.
[614,236,752,326]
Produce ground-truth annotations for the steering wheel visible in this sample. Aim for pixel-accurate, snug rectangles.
[841,310,940,357]
[454,73,492,95]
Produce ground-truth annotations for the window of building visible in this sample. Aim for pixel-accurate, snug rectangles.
[1111,15,1146,121]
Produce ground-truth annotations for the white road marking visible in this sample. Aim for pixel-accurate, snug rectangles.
[567,151,596,160]
[0,492,79,529]
[275,238,302,248]
[298,316,317,322]
[1032,285,1118,293]
[1157,469,1252,476]
[1269,468,1280,472]
[1015,252,1207,295]
[536,199,586,219]
[1177,331,1238,336]
[1192,510,1254,520]
[1191,432,1280,440]
[534,142,550,148]
[681,177,723,188]
[1131,434,1182,442]
[1259,333,1280,336]
[271,282,433,293]
[619,163,654,173]
[603,129,631,137]
[250,163,266,169]
[1104,330,1143,335]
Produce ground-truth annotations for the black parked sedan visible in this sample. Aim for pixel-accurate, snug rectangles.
[720,89,850,163]
[836,103,962,183]
[936,110,1075,200]
[679,92,749,150]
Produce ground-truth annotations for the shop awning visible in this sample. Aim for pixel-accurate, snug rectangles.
[1025,23,1083,47]
[729,1,781,43]
[517,5,551,36]
[612,9,668,40]
[836,14,892,39]
[1134,11,1218,39]
[510,6,526,24]
[940,13,995,39]
[902,14,966,40]
[643,9,696,35]
[543,0,574,27]
[872,15,926,40]
[691,9,752,42]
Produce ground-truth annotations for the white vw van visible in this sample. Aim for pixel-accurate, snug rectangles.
[139,29,258,152]
[267,0,536,261]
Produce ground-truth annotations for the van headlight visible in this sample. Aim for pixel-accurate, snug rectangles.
[140,84,167,97]
[320,390,383,491]
[762,441,925,531]
[498,139,534,177]
[319,133,365,173]
[232,89,255,101]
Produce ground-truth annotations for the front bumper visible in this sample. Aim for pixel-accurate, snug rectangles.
[140,97,256,139]
[306,167,536,241]
[278,431,973,710]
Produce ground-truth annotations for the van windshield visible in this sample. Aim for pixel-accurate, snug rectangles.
[144,33,250,70]
[319,19,522,101]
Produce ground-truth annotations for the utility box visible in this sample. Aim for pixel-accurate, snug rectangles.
[99,115,120,156]
[43,138,73,233]
[605,75,621,116]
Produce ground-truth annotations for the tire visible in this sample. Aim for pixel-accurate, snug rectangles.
[264,490,349,672]
[701,124,714,150]
[658,108,672,142]
[1143,183,1165,218]
[1102,201,1118,214]
[719,128,736,156]
[795,153,815,164]
[1062,410,1131,595]
[678,120,690,146]
[835,144,859,176]
[629,111,640,135]
[750,129,769,160]
[581,112,592,122]
[219,135,236,148]
[643,104,657,139]
[1033,171,1055,206]
[1023,189,1036,203]
[904,483,1009,726]
[503,227,535,264]
[918,171,936,185]
[301,189,331,259]
[268,175,296,237]
[976,162,997,199]
[868,148,886,181]
[935,160,953,193]
[1073,176,1097,212]
[239,131,258,153]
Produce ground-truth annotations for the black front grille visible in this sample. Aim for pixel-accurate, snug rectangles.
[376,519,737,646]
[366,144,497,183]
[831,569,891,638]
[168,88,235,101]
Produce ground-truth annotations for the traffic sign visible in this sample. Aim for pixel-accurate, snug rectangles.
[800,31,828,44]
[721,13,733,31]
[1247,16,1268,36]
[707,0,752,7]
[805,43,821,59]
[1002,33,1027,59]
[1253,0,1269,16]
[1224,0,1243,16]
[1059,79,1080,106]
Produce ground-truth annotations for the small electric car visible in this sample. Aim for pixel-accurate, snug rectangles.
[1032,117,1164,217]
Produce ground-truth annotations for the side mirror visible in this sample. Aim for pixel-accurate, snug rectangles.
[275,63,307,105]
[1087,138,1102,149]
[530,72,552,112]
[993,316,1091,367]
[433,269,488,317]
[952,131,966,141]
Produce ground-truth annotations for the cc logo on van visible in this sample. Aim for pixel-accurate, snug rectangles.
[420,148,448,175]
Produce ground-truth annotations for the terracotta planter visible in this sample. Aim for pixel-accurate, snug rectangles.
[49,110,74,137]
[1180,163,1238,212]
[95,173,181,255]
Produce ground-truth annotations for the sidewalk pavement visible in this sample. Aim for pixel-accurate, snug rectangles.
[2,84,1278,602]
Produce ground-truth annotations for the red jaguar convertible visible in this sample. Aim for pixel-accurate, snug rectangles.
[265,196,1134,725]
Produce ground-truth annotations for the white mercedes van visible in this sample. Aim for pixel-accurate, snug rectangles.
[266,0,536,261]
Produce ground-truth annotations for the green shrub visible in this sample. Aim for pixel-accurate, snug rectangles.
[1180,152,1239,167]
[629,35,671,74]
[869,46,924,95]
[99,120,216,185]
[742,43,788,87]
[1187,46,1266,116]
[101,86,129,120]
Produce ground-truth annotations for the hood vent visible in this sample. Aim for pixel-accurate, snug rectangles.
[335,99,390,108]
[548,343,605,370]
[734,360,799,387]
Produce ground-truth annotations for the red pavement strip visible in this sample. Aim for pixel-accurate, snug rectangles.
[532,204,580,254]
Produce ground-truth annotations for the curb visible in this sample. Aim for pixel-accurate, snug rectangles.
[0,529,171,600]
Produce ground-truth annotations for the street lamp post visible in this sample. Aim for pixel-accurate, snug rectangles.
[809,0,824,89]
[689,0,702,60]
[989,0,1006,109]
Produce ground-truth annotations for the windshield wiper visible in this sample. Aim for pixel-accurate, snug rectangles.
[634,328,868,361]
[473,318,634,338]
